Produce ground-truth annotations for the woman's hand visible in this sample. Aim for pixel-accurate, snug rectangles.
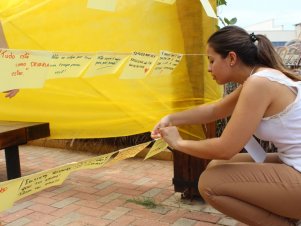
[151,115,172,140]
[160,126,183,150]
[3,89,19,98]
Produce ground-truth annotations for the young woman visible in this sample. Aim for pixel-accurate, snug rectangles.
[151,26,301,226]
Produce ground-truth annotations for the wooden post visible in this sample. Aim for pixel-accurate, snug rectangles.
[172,122,215,199]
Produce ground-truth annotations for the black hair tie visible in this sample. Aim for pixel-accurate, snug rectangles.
[249,32,258,42]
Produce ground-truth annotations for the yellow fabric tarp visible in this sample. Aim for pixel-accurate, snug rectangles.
[0,0,222,139]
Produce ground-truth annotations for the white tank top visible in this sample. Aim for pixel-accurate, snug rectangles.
[252,70,301,172]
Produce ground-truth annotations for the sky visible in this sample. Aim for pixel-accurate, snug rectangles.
[217,0,301,30]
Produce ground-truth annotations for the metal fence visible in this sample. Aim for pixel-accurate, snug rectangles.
[276,40,301,75]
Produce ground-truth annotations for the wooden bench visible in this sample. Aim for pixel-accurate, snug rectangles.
[0,121,50,180]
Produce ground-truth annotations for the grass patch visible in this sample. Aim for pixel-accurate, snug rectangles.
[126,197,159,209]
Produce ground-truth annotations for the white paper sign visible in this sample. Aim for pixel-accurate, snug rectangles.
[244,136,267,163]
[200,0,217,18]
[87,0,117,12]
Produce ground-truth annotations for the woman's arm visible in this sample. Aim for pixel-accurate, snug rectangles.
[151,85,242,139]
[160,77,272,160]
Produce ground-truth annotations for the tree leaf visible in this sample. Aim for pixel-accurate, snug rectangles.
[217,0,227,6]
[224,17,230,25]
[229,18,237,25]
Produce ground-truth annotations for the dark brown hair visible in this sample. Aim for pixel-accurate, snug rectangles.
[207,26,301,81]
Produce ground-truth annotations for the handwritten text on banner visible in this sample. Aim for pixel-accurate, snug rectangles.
[47,52,93,79]
[84,53,129,77]
[119,52,158,79]
[0,49,183,92]
[151,51,182,76]
[0,49,51,91]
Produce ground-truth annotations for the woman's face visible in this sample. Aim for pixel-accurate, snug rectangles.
[206,45,232,85]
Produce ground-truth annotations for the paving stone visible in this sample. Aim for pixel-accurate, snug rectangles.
[162,194,204,211]
[203,206,223,215]
[133,177,152,185]
[142,188,163,198]
[98,192,122,203]
[102,207,131,220]
[172,218,197,226]
[51,197,80,208]
[94,181,114,190]
[218,217,239,226]
[5,217,31,226]
[49,212,82,226]
[51,185,73,194]
[6,201,34,213]
[184,211,221,223]
[150,206,171,215]
[2,209,33,224]
[108,215,136,226]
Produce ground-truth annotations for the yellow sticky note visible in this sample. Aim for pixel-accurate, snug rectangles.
[200,0,217,18]
[87,0,117,12]
[0,49,51,92]
[83,53,129,77]
[18,163,74,200]
[0,179,22,212]
[119,52,158,79]
[150,50,182,76]
[72,151,117,170]
[154,0,176,4]
[47,52,93,79]
[144,139,168,160]
[110,141,151,164]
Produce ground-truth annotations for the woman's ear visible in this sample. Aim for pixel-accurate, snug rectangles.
[228,51,237,66]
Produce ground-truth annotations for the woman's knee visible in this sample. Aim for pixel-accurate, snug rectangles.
[198,166,222,199]
[206,159,225,169]
[198,163,236,199]
[198,170,210,199]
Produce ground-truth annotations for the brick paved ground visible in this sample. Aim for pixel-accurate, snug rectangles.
[0,145,247,226]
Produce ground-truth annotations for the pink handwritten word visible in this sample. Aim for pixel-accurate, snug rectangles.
[16,62,26,67]
[31,62,49,67]
[0,49,15,59]
[0,187,8,193]
[11,70,23,76]
[20,52,30,59]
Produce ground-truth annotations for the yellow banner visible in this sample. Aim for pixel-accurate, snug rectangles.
[0,0,221,139]
[154,0,176,4]
[0,141,157,212]
[144,139,168,159]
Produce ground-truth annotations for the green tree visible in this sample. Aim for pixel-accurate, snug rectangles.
[216,0,237,29]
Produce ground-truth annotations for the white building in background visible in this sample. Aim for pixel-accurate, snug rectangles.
[245,19,300,47]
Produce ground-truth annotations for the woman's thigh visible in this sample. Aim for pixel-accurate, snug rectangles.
[206,153,281,169]
[199,160,301,219]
